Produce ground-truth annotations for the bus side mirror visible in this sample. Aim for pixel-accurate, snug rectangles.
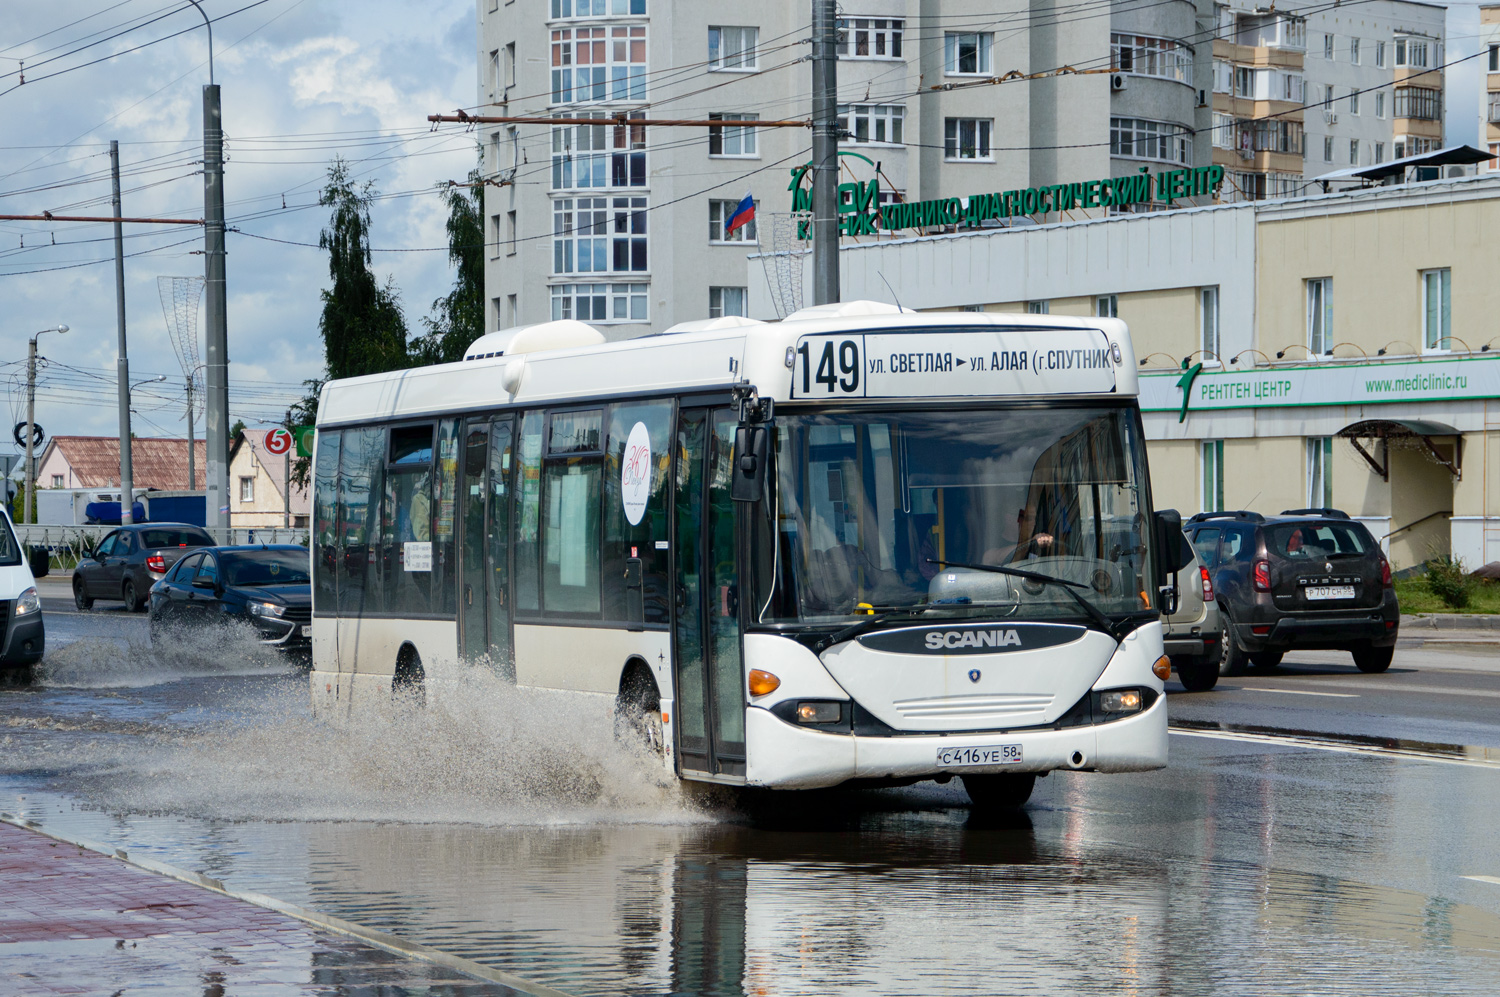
[1154,509,1187,615]
[731,425,769,503]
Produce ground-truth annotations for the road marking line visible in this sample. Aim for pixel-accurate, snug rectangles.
[1462,876,1500,886]
[1170,727,1500,770]
[1238,687,1359,698]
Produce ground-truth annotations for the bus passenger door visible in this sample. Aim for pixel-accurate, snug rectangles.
[672,407,746,779]
[459,421,489,662]
[487,417,514,676]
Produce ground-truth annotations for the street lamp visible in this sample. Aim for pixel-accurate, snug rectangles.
[23,324,68,526]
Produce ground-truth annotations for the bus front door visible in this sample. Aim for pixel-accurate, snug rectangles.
[673,408,746,779]
[486,417,514,676]
[459,421,489,662]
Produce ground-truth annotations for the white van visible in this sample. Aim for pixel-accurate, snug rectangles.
[0,508,44,670]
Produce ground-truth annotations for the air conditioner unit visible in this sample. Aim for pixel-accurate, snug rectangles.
[1111,73,1129,92]
[1323,109,1338,123]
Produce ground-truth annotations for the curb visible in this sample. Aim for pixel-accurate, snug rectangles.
[1401,614,1500,631]
[0,813,575,997]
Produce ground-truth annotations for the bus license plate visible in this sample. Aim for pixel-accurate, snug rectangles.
[1306,586,1355,600]
[937,744,1022,767]
[301,625,312,637]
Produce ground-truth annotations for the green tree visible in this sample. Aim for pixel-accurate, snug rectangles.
[410,165,486,366]
[316,158,409,380]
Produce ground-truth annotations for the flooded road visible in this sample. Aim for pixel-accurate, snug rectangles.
[5,611,1500,995]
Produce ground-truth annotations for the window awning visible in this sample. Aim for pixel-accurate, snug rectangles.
[1312,145,1494,188]
[1337,419,1462,480]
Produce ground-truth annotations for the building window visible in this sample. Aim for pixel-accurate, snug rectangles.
[1323,136,1334,162]
[1234,66,1254,97]
[1376,92,1386,119]
[1350,90,1360,115]
[1202,441,1224,513]
[611,196,647,271]
[1213,59,1231,93]
[551,282,648,322]
[1110,117,1192,164]
[50,474,63,488]
[944,118,993,160]
[1349,139,1359,165]
[945,32,993,75]
[239,476,255,503]
[1323,84,1334,108]
[838,104,905,145]
[1489,143,1500,171]
[1201,287,1220,361]
[708,199,757,242]
[507,294,519,325]
[1253,119,1302,154]
[1350,37,1360,65]
[1375,142,1385,164]
[1394,86,1441,121]
[1490,44,1499,72]
[1394,37,1431,69]
[1375,41,1386,68]
[507,210,518,255]
[1026,301,1049,315]
[553,197,608,273]
[1323,33,1334,60]
[1211,112,1236,149]
[1422,268,1451,352]
[551,0,647,17]
[1306,438,1332,508]
[1489,92,1500,123]
[550,26,646,103]
[838,18,903,59]
[488,49,500,100]
[1096,294,1118,318]
[709,286,748,318]
[708,112,758,156]
[1306,277,1332,355]
[492,296,503,331]
[505,43,516,91]
[490,214,501,259]
[708,26,757,70]
[1111,34,1191,83]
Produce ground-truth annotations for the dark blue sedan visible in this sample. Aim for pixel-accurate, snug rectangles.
[148,545,312,653]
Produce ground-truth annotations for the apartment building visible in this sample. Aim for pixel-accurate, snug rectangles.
[1483,5,1500,170]
[753,174,1500,570]
[1211,0,1446,200]
[477,0,1212,335]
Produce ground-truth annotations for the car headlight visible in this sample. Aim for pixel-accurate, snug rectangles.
[14,586,40,617]
[247,600,286,619]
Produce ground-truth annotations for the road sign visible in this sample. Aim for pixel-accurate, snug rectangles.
[294,425,315,458]
[264,428,293,456]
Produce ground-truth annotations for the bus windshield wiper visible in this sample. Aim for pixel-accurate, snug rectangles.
[925,558,1114,633]
[812,610,919,653]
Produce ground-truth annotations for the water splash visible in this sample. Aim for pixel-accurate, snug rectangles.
[36,624,290,690]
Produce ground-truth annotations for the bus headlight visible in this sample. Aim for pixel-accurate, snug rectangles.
[14,587,40,616]
[795,701,842,724]
[1099,690,1143,713]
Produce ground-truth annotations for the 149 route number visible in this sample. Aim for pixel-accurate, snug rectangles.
[795,338,863,396]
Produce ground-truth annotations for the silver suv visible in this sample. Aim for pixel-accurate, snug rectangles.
[1164,534,1223,692]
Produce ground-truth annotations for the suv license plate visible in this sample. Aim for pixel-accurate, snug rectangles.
[301,625,312,637]
[937,744,1022,767]
[1306,586,1355,600]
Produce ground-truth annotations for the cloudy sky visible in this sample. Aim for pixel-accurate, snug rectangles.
[0,0,478,451]
[0,0,1489,456]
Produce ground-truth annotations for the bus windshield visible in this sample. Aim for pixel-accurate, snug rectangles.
[754,404,1156,625]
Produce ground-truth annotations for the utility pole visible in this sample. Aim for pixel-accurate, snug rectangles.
[194,0,230,538]
[811,0,840,305]
[186,375,195,491]
[111,140,135,526]
[23,324,68,526]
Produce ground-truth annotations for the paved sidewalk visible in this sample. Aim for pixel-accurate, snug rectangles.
[0,819,534,996]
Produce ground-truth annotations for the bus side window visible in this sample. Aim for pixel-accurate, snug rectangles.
[313,430,342,614]
[541,409,604,615]
[514,412,545,612]
[603,401,673,625]
[338,427,385,616]
[432,418,461,616]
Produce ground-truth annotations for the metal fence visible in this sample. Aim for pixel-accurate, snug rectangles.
[15,524,309,570]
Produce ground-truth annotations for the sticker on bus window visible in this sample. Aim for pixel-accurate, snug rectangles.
[622,421,652,526]
[403,541,432,572]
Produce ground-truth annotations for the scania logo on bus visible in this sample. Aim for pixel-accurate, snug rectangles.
[926,629,1021,650]
[857,623,1085,656]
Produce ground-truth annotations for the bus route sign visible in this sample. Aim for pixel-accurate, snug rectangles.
[790,330,1120,399]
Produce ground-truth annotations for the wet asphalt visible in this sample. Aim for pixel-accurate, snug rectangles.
[4,587,1500,995]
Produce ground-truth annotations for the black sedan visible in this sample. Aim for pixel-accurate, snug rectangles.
[74,523,215,612]
[148,545,312,653]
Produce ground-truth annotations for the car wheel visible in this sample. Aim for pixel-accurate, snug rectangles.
[122,578,144,613]
[1176,656,1220,692]
[73,576,93,611]
[1353,644,1394,674]
[962,772,1037,811]
[1219,610,1251,676]
[1250,651,1283,670]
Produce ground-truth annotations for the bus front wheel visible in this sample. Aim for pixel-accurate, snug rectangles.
[615,663,663,758]
[961,772,1036,811]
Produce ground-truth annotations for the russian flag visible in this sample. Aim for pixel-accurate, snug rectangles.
[725,192,756,235]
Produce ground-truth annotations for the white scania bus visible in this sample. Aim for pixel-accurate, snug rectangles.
[309,301,1185,808]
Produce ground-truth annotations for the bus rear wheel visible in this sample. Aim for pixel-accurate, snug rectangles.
[614,664,663,758]
[961,772,1036,811]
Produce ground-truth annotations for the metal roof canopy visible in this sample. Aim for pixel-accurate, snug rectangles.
[1312,145,1494,190]
[1337,418,1462,481]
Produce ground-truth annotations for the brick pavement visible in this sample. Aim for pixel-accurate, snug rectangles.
[0,820,527,996]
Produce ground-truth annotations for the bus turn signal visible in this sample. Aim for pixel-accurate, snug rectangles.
[748,669,781,697]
